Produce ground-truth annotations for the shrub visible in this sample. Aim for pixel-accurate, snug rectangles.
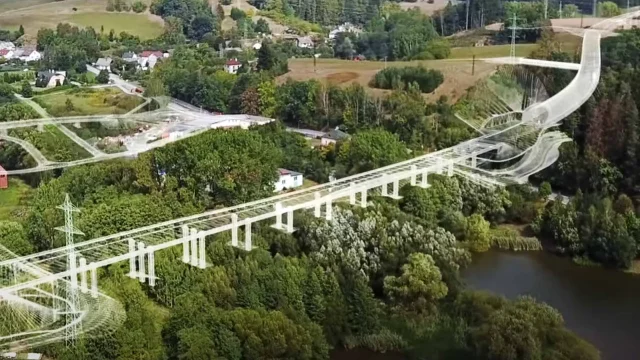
[132,0,147,13]
[230,7,246,20]
[370,66,444,93]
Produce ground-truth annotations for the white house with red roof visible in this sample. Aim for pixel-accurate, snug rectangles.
[137,50,170,70]
[224,58,241,74]
[274,168,303,192]
[0,49,14,60]
[14,47,41,62]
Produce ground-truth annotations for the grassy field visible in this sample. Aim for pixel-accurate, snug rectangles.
[449,44,540,59]
[69,13,164,39]
[10,125,91,162]
[34,88,144,117]
[282,57,498,103]
[0,0,164,40]
[0,178,33,221]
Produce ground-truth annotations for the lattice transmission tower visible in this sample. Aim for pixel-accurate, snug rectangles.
[54,194,84,347]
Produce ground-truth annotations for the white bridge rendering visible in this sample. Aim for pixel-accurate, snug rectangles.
[0,12,633,351]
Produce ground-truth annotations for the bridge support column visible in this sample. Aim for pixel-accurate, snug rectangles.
[314,192,321,217]
[447,162,453,176]
[69,251,77,289]
[190,228,198,266]
[410,165,417,186]
[245,221,252,251]
[420,171,429,188]
[349,183,356,205]
[90,263,98,298]
[231,214,238,247]
[286,209,294,233]
[181,225,189,263]
[471,155,477,168]
[37,124,44,132]
[381,175,389,197]
[148,251,156,287]
[137,242,145,283]
[361,189,368,208]
[325,199,333,221]
[198,233,206,269]
[391,179,401,199]
[128,238,137,279]
[79,257,88,294]
[273,202,283,229]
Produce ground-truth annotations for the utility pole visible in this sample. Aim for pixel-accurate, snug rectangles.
[581,12,584,27]
[560,2,563,18]
[544,0,548,19]
[465,0,470,30]
[510,13,517,61]
[593,0,597,16]
[440,11,445,36]
[472,55,476,75]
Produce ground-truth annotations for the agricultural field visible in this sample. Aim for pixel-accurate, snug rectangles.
[0,0,164,40]
[0,0,55,13]
[281,57,499,103]
[33,87,145,117]
[397,0,453,15]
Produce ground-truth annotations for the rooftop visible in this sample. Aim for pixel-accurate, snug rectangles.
[278,168,302,176]
[324,128,350,141]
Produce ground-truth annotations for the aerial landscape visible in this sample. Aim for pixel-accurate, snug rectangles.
[1,0,640,359]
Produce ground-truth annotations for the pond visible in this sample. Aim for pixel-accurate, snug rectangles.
[462,251,640,360]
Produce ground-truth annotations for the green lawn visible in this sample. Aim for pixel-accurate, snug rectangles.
[0,178,33,221]
[69,13,164,39]
[34,87,144,117]
[449,44,540,59]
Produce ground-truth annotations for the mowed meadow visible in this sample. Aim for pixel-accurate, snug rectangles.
[0,0,164,40]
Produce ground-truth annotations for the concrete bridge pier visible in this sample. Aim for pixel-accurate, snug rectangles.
[37,124,44,132]
[181,225,190,263]
[198,233,206,269]
[325,199,333,221]
[137,242,145,283]
[128,238,137,278]
[314,192,321,217]
[189,228,198,266]
[244,222,252,251]
[78,257,88,294]
[420,171,429,188]
[361,189,368,207]
[410,165,417,186]
[90,263,98,298]
[231,214,238,247]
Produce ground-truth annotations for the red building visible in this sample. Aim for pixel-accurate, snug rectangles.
[0,165,7,189]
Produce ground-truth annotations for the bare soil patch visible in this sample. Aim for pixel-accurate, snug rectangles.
[326,72,359,84]
[398,0,452,15]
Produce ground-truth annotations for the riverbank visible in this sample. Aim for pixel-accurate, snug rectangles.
[462,250,640,360]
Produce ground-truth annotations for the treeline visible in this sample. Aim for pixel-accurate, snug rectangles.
[249,0,381,26]
[370,66,444,93]
[334,6,449,61]
[151,0,219,41]
[534,193,639,268]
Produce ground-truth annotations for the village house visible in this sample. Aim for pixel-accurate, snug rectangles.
[0,41,15,50]
[13,47,41,62]
[296,36,314,48]
[329,23,361,40]
[321,128,350,146]
[224,58,241,74]
[274,168,303,192]
[0,49,14,60]
[36,70,66,88]
[137,50,169,70]
[95,57,113,72]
